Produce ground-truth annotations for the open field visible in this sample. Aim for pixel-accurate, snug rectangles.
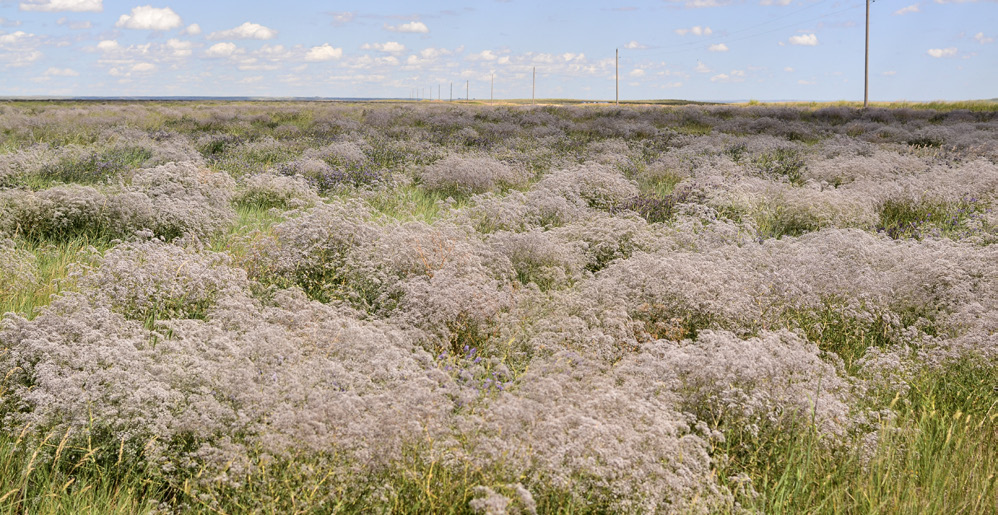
[1,101,996,513]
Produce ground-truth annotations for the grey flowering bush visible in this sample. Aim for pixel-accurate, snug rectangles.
[234,172,319,209]
[0,161,234,241]
[419,153,530,195]
[1,101,997,512]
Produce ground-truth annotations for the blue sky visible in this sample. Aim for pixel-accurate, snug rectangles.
[0,0,994,101]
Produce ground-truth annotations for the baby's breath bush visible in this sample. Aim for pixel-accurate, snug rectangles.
[419,153,530,195]
[1,102,997,512]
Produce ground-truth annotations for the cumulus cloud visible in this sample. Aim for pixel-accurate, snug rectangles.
[96,39,118,51]
[385,21,428,33]
[710,69,745,82]
[206,42,238,58]
[361,41,405,53]
[0,31,32,44]
[20,0,101,12]
[629,68,645,77]
[708,43,728,52]
[788,33,818,46]
[208,22,277,40]
[419,47,451,59]
[181,23,201,35]
[894,4,920,15]
[468,49,498,61]
[305,44,342,61]
[115,6,182,31]
[695,62,710,73]
[927,47,957,57]
[973,32,994,44]
[166,38,191,57]
[43,67,78,76]
[676,25,712,36]
[760,0,792,5]
[56,17,92,29]
[624,40,647,49]
[131,62,155,72]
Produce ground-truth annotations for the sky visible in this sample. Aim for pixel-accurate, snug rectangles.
[0,0,994,101]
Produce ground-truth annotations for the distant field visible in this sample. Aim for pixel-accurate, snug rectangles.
[1,101,996,513]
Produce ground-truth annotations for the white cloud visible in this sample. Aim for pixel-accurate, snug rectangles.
[676,25,713,36]
[788,33,818,46]
[927,47,957,57]
[708,43,728,52]
[331,12,355,25]
[165,38,191,57]
[20,0,101,12]
[624,40,647,49]
[973,32,994,44]
[385,21,429,33]
[96,39,118,51]
[43,67,78,76]
[56,17,92,29]
[629,68,645,77]
[468,49,497,61]
[115,6,182,31]
[695,62,710,73]
[760,0,792,5]
[784,66,794,72]
[0,31,31,44]
[710,69,745,82]
[419,47,451,59]
[305,43,342,61]
[181,23,201,35]
[361,41,405,53]
[684,0,731,7]
[206,42,238,58]
[208,22,277,40]
[882,70,897,76]
[798,79,816,85]
[0,18,22,27]
[894,4,920,15]
[131,62,155,72]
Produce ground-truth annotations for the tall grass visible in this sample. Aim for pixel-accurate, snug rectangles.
[716,358,998,514]
[0,237,105,319]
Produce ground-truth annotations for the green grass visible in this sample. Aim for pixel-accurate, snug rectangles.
[27,147,152,190]
[0,427,162,515]
[877,196,991,240]
[0,236,107,319]
[716,358,998,514]
[363,184,470,222]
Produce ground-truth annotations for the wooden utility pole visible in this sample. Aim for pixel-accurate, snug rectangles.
[615,48,619,105]
[864,0,870,108]
[532,67,536,105]
[450,82,453,101]
[491,73,494,105]
[438,84,440,101]
[466,80,469,101]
